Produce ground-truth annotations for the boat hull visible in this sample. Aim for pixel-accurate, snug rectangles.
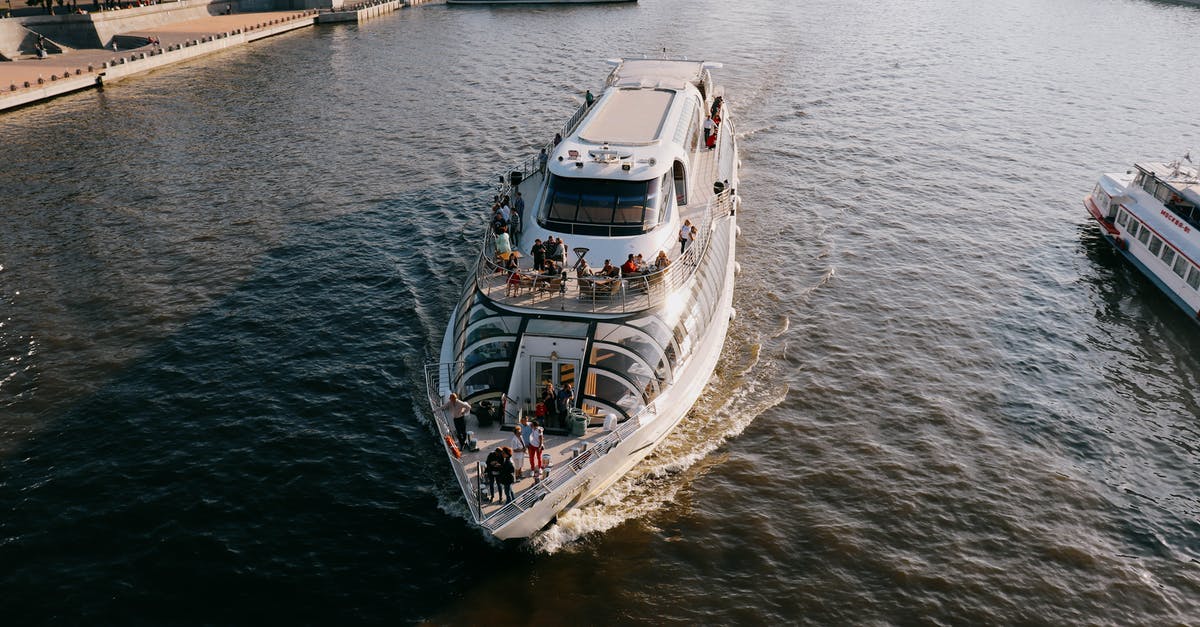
[1085,195,1200,321]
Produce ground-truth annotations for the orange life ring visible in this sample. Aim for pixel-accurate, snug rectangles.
[445,434,462,459]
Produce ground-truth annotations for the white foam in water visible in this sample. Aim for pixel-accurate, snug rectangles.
[532,334,789,554]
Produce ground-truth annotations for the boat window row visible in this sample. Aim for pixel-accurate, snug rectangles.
[1118,209,1200,290]
[541,175,665,236]
[1133,172,1200,230]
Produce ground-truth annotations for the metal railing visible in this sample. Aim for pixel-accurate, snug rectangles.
[483,412,646,531]
[474,190,734,314]
[505,100,592,186]
[423,361,482,523]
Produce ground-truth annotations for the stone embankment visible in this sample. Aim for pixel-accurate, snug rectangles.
[0,0,443,112]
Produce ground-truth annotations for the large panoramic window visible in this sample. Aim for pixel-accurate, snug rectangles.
[543,175,663,235]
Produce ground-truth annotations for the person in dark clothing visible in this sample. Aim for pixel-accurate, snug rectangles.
[556,382,574,424]
[541,383,557,426]
[498,447,516,503]
[531,238,546,271]
[485,447,504,502]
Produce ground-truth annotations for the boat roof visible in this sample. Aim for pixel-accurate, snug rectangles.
[578,88,675,145]
[1136,160,1200,207]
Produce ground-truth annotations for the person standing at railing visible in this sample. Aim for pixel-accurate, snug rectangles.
[509,209,521,246]
[441,393,471,447]
[585,89,594,108]
[538,148,548,173]
[679,219,693,254]
[495,227,512,256]
[514,191,525,223]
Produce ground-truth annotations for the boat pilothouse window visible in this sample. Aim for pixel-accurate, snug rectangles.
[1116,209,1129,227]
[542,175,663,236]
[1148,236,1163,256]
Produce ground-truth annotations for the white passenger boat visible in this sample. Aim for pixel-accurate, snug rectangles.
[1086,157,1200,320]
[425,58,740,540]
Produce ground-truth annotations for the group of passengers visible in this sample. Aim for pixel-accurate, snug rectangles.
[703,96,724,150]
[491,194,522,244]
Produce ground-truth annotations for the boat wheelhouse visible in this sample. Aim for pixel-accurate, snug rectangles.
[1086,157,1200,320]
[425,58,740,540]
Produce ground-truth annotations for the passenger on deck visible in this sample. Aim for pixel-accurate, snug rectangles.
[600,259,619,278]
[621,254,639,275]
[703,115,714,143]
[519,416,534,475]
[505,264,523,297]
[679,219,693,253]
[556,383,575,424]
[576,259,593,277]
[550,237,567,264]
[498,200,511,223]
[508,210,521,246]
[495,227,512,255]
[514,191,525,222]
[654,250,670,270]
[485,447,504,502]
[510,426,527,480]
[441,393,471,446]
[531,239,546,270]
[539,148,548,173]
[528,422,544,481]
[498,447,515,503]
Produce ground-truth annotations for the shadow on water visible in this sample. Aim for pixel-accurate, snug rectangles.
[0,186,542,625]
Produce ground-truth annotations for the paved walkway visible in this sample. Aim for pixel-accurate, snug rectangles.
[0,11,309,90]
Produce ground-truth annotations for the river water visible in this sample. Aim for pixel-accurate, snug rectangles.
[2,0,1199,623]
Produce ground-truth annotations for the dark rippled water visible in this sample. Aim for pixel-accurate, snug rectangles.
[4,0,1200,623]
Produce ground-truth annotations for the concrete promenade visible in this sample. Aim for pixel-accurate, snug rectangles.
[0,0,442,112]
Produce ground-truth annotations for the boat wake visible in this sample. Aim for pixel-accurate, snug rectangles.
[531,331,787,553]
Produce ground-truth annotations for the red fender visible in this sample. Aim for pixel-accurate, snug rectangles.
[444,435,462,459]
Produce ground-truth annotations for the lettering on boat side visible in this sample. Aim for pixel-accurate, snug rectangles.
[1161,209,1192,234]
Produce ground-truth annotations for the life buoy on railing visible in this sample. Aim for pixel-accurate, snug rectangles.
[444,434,462,459]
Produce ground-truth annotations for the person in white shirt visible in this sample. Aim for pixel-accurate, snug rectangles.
[441,393,471,445]
[679,219,693,254]
[509,425,527,480]
[527,422,544,479]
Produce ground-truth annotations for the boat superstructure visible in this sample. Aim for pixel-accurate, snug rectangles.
[425,58,740,540]
[1086,157,1200,320]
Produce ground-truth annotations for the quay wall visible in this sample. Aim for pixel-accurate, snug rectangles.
[0,12,314,112]
[16,0,236,49]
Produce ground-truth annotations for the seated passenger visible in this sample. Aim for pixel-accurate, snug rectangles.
[621,254,639,275]
[600,259,619,278]
[654,250,670,270]
[576,259,593,277]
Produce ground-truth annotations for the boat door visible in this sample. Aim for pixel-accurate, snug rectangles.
[530,355,576,415]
